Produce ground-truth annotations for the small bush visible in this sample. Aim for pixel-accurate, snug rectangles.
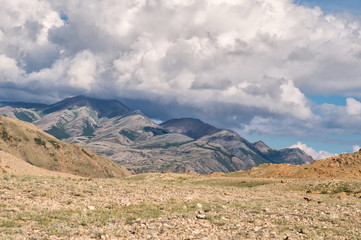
[48,140,60,149]
[34,137,46,148]
[82,149,92,158]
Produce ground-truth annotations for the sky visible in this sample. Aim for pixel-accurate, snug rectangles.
[0,0,361,159]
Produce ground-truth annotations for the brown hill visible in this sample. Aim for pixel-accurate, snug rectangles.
[0,116,130,178]
[234,150,361,179]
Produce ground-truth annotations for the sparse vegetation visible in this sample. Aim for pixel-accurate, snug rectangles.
[82,148,92,158]
[82,120,95,137]
[1,128,11,141]
[305,181,360,195]
[45,125,70,140]
[13,110,36,123]
[143,126,169,136]
[119,129,140,141]
[0,174,360,239]
[191,178,271,188]
[48,139,60,149]
[34,137,46,148]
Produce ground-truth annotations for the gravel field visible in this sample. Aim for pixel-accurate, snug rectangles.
[0,173,360,239]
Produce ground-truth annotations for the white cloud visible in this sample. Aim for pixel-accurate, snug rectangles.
[346,98,361,115]
[67,51,99,91]
[352,145,360,153]
[150,119,163,125]
[1,0,361,142]
[0,55,21,81]
[290,142,336,160]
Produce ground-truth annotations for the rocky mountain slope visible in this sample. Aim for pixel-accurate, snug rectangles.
[0,116,130,178]
[0,96,312,174]
[163,119,313,169]
[232,149,361,179]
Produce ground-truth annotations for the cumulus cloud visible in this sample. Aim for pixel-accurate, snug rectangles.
[352,145,360,152]
[0,55,21,81]
[346,98,361,115]
[290,142,336,160]
[1,0,361,150]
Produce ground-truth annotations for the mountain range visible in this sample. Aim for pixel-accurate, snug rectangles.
[0,96,313,174]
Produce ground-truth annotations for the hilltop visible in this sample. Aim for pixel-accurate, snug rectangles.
[232,149,361,179]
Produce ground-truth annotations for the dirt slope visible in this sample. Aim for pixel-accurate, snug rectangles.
[237,150,361,179]
[0,116,130,178]
[0,151,78,177]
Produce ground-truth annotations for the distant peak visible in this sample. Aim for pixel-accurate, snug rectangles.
[253,140,272,153]
[44,95,130,118]
[162,118,204,124]
[160,118,221,139]
[254,140,268,146]
[64,95,114,102]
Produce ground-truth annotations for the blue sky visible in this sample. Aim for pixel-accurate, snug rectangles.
[289,0,361,154]
[298,0,361,15]
[238,0,361,155]
[1,0,361,159]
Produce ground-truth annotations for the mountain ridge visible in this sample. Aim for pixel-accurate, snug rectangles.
[0,96,313,174]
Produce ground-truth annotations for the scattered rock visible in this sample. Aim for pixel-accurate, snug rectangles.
[87,205,95,210]
[303,197,313,202]
[299,229,310,235]
[193,229,201,235]
[196,214,206,219]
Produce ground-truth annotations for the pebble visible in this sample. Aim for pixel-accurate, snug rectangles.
[2,173,360,240]
[196,214,206,219]
[87,205,95,210]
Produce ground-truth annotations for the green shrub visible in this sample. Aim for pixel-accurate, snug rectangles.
[34,137,46,148]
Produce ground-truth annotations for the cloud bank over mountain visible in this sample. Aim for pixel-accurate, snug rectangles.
[1,0,361,153]
[290,142,335,160]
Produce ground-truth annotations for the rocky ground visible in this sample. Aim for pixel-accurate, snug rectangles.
[0,173,360,240]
